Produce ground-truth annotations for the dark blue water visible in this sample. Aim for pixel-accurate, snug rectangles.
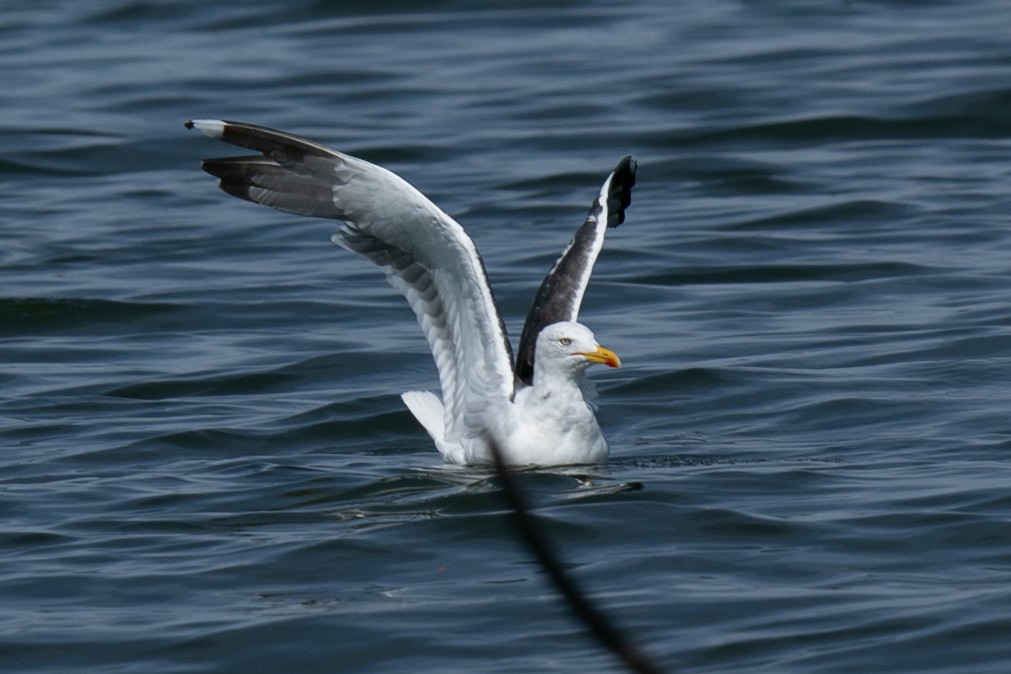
[3,1,1011,672]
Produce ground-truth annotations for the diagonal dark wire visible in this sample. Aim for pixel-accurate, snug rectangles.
[487,440,669,674]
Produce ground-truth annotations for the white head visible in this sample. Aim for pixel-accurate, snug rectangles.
[534,321,621,377]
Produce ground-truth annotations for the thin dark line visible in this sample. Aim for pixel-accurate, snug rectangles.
[487,441,669,674]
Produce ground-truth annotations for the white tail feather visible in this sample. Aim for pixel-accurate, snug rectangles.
[401,390,449,452]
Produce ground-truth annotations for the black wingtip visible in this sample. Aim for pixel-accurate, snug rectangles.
[607,156,637,228]
[183,119,195,129]
[616,155,636,179]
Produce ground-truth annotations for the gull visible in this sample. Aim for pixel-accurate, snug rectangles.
[186,119,635,466]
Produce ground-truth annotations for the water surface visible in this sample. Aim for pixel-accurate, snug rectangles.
[3,1,1011,672]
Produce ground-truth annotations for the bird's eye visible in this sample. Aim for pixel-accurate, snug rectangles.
[559,337,571,346]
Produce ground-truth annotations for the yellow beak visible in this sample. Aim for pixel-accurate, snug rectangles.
[577,345,621,368]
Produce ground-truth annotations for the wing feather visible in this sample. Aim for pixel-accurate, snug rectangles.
[187,119,515,443]
[514,156,636,385]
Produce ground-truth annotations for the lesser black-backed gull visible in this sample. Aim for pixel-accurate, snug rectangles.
[186,119,635,466]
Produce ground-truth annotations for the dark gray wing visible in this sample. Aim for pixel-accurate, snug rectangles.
[186,119,517,443]
[514,156,636,386]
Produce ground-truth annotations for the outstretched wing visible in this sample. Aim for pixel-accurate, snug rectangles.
[514,156,636,386]
[186,119,515,443]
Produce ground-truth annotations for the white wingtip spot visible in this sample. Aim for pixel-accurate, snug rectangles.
[185,119,226,138]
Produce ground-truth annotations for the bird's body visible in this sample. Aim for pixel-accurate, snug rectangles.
[405,322,615,465]
[187,119,635,466]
